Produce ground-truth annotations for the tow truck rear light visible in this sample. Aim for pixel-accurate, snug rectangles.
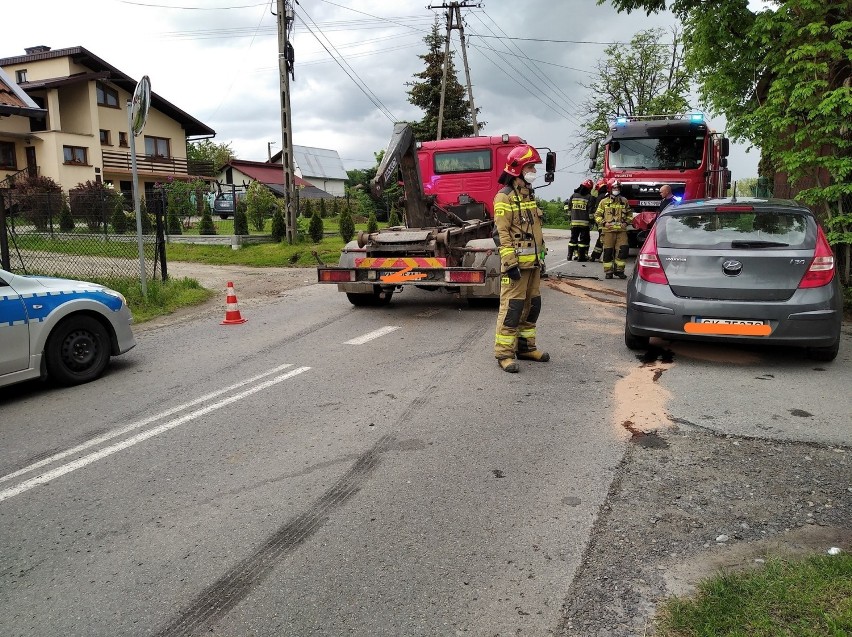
[637,226,669,285]
[798,227,835,288]
[445,270,485,284]
[715,205,755,212]
[319,269,356,283]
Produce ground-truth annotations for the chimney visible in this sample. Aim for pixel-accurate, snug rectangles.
[24,46,51,55]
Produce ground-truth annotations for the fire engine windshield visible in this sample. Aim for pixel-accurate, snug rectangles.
[433,149,492,174]
[608,136,705,170]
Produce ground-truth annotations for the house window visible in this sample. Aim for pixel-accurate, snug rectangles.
[99,129,111,146]
[63,145,88,165]
[144,136,170,158]
[0,142,17,170]
[15,69,27,83]
[119,132,128,147]
[96,81,119,108]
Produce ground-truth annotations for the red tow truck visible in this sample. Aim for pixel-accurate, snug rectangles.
[589,113,731,245]
[317,123,555,306]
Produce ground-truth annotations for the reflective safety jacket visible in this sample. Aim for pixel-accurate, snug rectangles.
[594,195,633,232]
[565,191,593,226]
[493,183,546,270]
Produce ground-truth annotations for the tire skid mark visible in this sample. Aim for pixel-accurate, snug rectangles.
[155,321,483,636]
[155,433,396,637]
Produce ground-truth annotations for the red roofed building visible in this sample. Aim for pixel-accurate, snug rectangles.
[217,158,334,200]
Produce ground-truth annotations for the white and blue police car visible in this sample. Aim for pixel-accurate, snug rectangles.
[1,267,136,388]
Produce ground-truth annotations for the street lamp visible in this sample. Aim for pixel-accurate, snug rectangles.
[268,141,278,162]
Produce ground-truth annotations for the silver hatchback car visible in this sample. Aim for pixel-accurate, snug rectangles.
[625,198,843,361]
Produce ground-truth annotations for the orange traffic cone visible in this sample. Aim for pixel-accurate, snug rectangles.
[221,281,247,325]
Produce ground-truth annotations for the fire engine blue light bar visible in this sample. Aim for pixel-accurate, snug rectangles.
[690,113,703,122]
[616,116,628,125]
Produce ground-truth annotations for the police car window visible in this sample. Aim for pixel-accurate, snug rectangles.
[434,150,492,174]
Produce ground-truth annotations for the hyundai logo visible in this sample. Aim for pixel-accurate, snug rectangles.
[723,260,743,276]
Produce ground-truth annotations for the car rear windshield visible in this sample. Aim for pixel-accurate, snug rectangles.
[657,209,813,249]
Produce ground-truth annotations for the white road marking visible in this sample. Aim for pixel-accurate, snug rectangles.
[344,326,400,345]
[547,260,568,271]
[0,363,297,486]
[0,367,311,503]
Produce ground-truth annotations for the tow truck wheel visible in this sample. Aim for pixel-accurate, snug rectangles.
[346,287,393,307]
[45,315,111,385]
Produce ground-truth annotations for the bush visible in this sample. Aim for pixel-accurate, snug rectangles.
[388,208,402,228]
[303,199,313,220]
[367,212,379,234]
[339,204,355,243]
[111,200,128,234]
[271,201,287,242]
[234,199,249,235]
[16,174,64,231]
[309,208,325,243]
[319,197,327,218]
[70,181,123,232]
[140,195,154,234]
[246,181,276,232]
[198,201,216,235]
[59,199,74,232]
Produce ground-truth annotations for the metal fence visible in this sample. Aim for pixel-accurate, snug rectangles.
[0,188,167,282]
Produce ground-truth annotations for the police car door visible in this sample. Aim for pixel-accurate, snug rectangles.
[0,272,30,375]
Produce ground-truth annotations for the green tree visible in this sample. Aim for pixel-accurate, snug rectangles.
[406,19,480,141]
[234,198,249,235]
[245,180,276,232]
[318,197,327,218]
[303,198,313,220]
[271,200,287,242]
[367,212,379,234]
[186,139,235,172]
[577,27,692,159]
[338,202,355,243]
[308,208,324,243]
[59,198,74,232]
[388,208,402,228]
[111,199,128,234]
[198,200,216,235]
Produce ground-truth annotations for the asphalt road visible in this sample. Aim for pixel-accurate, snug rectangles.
[1,235,850,636]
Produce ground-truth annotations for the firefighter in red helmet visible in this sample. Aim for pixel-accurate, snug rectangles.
[588,178,608,262]
[594,178,633,279]
[564,178,594,261]
[492,144,550,373]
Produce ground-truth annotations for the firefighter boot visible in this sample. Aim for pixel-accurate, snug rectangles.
[615,270,627,279]
[517,350,550,362]
[605,272,614,279]
[498,358,519,373]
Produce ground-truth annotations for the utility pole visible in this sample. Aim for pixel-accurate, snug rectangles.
[429,1,480,140]
[276,0,297,243]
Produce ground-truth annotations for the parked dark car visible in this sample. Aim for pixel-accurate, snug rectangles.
[213,191,245,219]
[625,198,843,361]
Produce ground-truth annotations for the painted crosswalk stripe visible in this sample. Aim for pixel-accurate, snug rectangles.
[344,326,400,345]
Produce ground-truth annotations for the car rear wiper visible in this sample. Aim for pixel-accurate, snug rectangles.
[730,240,790,248]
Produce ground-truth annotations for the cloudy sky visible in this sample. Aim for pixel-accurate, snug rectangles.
[3,0,761,198]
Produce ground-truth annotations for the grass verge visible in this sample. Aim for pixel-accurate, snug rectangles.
[165,237,347,267]
[85,275,213,324]
[655,553,852,636]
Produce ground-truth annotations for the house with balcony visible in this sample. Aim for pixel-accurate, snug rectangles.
[0,45,215,201]
[0,66,48,187]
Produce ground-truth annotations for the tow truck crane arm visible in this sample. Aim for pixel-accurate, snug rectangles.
[370,122,431,229]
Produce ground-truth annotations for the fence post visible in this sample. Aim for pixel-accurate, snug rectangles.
[0,190,9,271]
[156,194,168,281]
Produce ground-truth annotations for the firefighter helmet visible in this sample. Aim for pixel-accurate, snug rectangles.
[608,178,622,189]
[504,145,542,177]
[595,178,607,191]
[581,178,594,189]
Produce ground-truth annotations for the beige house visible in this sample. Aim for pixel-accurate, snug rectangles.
[0,45,215,199]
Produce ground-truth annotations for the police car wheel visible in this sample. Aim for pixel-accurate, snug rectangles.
[45,315,111,386]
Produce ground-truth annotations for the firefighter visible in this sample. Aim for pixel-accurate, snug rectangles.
[588,178,608,262]
[565,178,594,261]
[594,179,632,279]
[493,144,550,373]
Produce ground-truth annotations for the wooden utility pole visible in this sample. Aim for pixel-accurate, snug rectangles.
[429,1,480,140]
[276,0,298,243]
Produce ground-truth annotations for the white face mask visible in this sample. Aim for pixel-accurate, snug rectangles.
[523,170,538,184]
[611,189,620,197]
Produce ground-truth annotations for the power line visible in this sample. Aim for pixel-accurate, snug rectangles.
[469,33,672,46]
[117,0,268,9]
[294,5,397,123]
[315,0,432,33]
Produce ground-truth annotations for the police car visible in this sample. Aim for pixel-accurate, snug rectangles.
[1,268,136,388]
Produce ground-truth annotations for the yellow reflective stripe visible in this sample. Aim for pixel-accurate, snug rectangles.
[495,334,516,345]
[518,328,535,338]
[499,247,516,256]
[518,254,537,263]
[501,276,510,285]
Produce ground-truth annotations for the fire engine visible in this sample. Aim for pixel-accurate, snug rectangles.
[589,113,731,244]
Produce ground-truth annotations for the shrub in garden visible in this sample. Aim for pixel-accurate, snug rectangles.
[303,198,313,221]
[198,200,216,235]
[319,197,327,218]
[139,195,154,234]
[246,180,276,232]
[59,198,74,232]
[338,204,355,243]
[309,208,324,243]
[234,198,249,235]
[16,174,64,231]
[70,180,123,232]
[388,207,401,228]
[271,200,287,242]
[111,199,128,234]
[367,212,378,234]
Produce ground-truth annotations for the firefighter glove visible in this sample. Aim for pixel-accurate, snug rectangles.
[506,265,522,281]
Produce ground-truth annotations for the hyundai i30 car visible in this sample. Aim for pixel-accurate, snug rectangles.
[0,268,136,388]
[625,198,843,361]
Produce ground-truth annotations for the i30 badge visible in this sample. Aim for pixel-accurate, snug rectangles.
[723,260,743,276]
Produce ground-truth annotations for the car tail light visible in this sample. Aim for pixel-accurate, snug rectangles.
[319,269,356,283]
[445,270,485,284]
[798,227,835,288]
[637,227,669,285]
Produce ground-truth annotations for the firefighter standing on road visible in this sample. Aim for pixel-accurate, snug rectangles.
[594,179,633,279]
[565,178,594,261]
[493,145,550,373]
[588,178,608,262]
